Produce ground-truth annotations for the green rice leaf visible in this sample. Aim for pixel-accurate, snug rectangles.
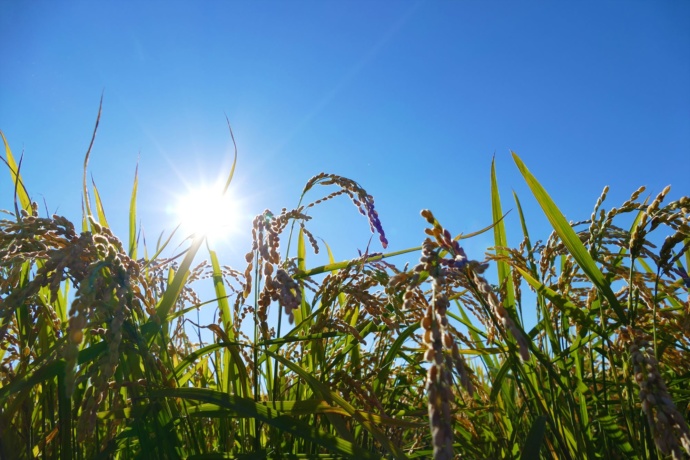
[512,152,626,322]
[209,248,233,341]
[295,227,308,326]
[1,130,32,214]
[91,177,109,228]
[514,266,603,337]
[209,247,235,394]
[598,415,636,457]
[491,157,516,314]
[56,360,72,459]
[0,359,62,405]
[512,191,538,274]
[174,399,424,429]
[373,321,420,394]
[296,246,421,279]
[297,227,307,272]
[148,388,380,459]
[142,225,180,269]
[489,355,515,402]
[155,235,205,322]
[220,117,238,195]
[129,163,139,258]
[82,94,102,219]
[519,415,547,460]
[264,350,408,459]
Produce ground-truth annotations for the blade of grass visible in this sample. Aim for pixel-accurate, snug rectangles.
[209,247,236,396]
[148,388,381,459]
[175,400,425,429]
[512,191,538,275]
[296,218,507,279]
[491,157,516,315]
[519,415,547,460]
[155,234,205,322]
[264,349,408,459]
[512,151,626,322]
[220,116,238,195]
[209,248,234,342]
[1,130,32,214]
[294,226,309,326]
[515,266,604,338]
[91,177,110,228]
[129,163,139,258]
[598,414,637,458]
[373,321,420,395]
[56,360,72,460]
[82,93,103,219]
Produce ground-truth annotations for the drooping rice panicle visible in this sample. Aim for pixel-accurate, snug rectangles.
[302,172,388,249]
[621,327,690,459]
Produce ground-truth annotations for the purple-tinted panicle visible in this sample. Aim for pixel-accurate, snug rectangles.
[671,265,690,289]
[304,173,388,249]
[452,252,468,270]
[366,200,388,248]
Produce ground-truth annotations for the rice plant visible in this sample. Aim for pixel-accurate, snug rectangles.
[1,122,688,459]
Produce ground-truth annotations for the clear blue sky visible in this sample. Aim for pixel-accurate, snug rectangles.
[2,2,689,277]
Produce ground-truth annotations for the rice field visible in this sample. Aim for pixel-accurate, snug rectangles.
[1,121,689,459]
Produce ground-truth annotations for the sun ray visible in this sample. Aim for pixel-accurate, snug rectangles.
[174,182,243,244]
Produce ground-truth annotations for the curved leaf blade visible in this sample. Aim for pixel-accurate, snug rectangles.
[511,152,625,322]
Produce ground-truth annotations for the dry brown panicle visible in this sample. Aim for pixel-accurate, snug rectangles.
[421,275,455,460]
[658,230,690,275]
[244,208,314,329]
[315,253,401,332]
[318,260,362,311]
[539,230,560,280]
[630,186,673,258]
[69,218,151,442]
[402,209,495,460]
[418,210,530,363]
[587,185,610,253]
[620,327,690,460]
[332,370,386,414]
[0,211,158,445]
[467,270,530,362]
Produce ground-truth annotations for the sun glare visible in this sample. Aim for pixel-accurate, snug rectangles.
[174,184,243,243]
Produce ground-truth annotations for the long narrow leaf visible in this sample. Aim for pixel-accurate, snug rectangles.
[148,388,380,459]
[91,177,109,228]
[264,350,409,459]
[129,163,139,258]
[512,152,626,322]
[491,157,517,315]
[155,235,205,321]
[519,415,547,460]
[82,94,103,219]
[1,130,32,213]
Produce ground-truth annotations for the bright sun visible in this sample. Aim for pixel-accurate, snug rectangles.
[175,183,243,243]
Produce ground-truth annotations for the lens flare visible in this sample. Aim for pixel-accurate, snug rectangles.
[175,184,242,243]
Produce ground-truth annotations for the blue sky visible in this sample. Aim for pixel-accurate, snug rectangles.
[1,2,689,284]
